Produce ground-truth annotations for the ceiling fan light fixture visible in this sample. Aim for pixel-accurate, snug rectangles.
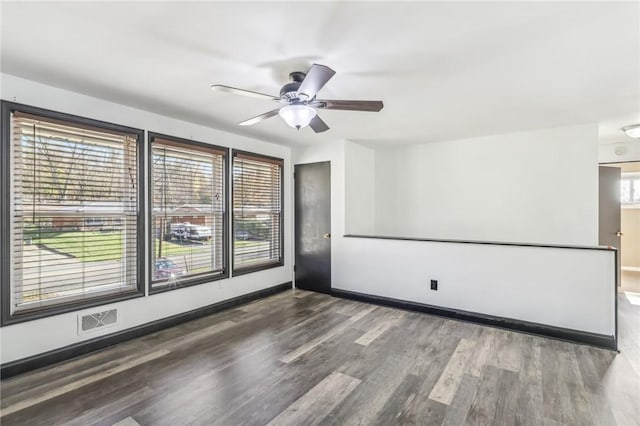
[278,105,317,129]
[622,124,640,138]
[212,63,383,133]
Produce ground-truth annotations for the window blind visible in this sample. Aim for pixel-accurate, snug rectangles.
[9,111,140,313]
[150,136,226,289]
[233,152,283,272]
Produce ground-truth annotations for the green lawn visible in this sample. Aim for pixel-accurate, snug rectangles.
[32,231,195,262]
[235,240,264,248]
[32,231,124,262]
[154,239,197,257]
[31,230,260,263]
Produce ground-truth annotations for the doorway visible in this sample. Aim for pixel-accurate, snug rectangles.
[600,161,640,294]
[294,161,332,293]
[619,162,640,294]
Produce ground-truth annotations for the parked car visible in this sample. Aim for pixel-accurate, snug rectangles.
[185,225,212,241]
[154,258,185,280]
[166,223,212,241]
[235,230,250,240]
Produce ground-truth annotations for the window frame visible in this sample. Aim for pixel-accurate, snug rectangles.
[148,132,230,294]
[621,172,640,206]
[0,101,145,326]
[231,149,284,276]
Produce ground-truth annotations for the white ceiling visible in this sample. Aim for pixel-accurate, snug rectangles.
[1,1,638,146]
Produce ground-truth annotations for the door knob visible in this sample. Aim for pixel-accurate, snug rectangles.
[323,233,331,239]
[616,231,623,237]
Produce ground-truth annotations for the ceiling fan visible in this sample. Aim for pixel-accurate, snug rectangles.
[211,64,384,133]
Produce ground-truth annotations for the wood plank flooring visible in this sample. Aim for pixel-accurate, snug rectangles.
[1,289,639,426]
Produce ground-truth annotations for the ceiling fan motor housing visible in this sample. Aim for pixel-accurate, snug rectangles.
[289,71,306,82]
[279,71,308,100]
[279,82,301,100]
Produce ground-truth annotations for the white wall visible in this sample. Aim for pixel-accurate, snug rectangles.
[359,124,600,246]
[335,237,615,335]
[344,141,375,234]
[0,74,292,363]
[295,132,616,338]
[599,139,640,164]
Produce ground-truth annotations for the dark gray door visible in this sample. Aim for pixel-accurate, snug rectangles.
[295,162,331,293]
[599,166,621,284]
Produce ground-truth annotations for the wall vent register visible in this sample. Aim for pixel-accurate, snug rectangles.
[78,309,118,334]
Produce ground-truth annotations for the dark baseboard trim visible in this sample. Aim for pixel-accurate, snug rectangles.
[332,289,617,351]
[1,282,292,380]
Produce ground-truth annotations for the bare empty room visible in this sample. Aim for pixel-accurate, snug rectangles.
[0,1,639,425]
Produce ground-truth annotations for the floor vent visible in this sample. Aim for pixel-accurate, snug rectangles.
[78,309,118,335]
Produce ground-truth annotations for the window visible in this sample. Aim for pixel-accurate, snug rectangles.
[621,172,640,205]
[1,102,144,324]
[149,134,228,291]
[232,151,283,274]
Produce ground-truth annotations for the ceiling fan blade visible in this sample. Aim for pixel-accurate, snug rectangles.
[211,84,279,101]
[314,99,384,112]
[238,109,280,126]
[297,64,336,100]
[309,115,330,133]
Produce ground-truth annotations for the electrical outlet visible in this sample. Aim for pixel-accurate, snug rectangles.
[430,280,438,291]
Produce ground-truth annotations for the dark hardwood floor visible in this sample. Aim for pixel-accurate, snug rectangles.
[1,289,638,425]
